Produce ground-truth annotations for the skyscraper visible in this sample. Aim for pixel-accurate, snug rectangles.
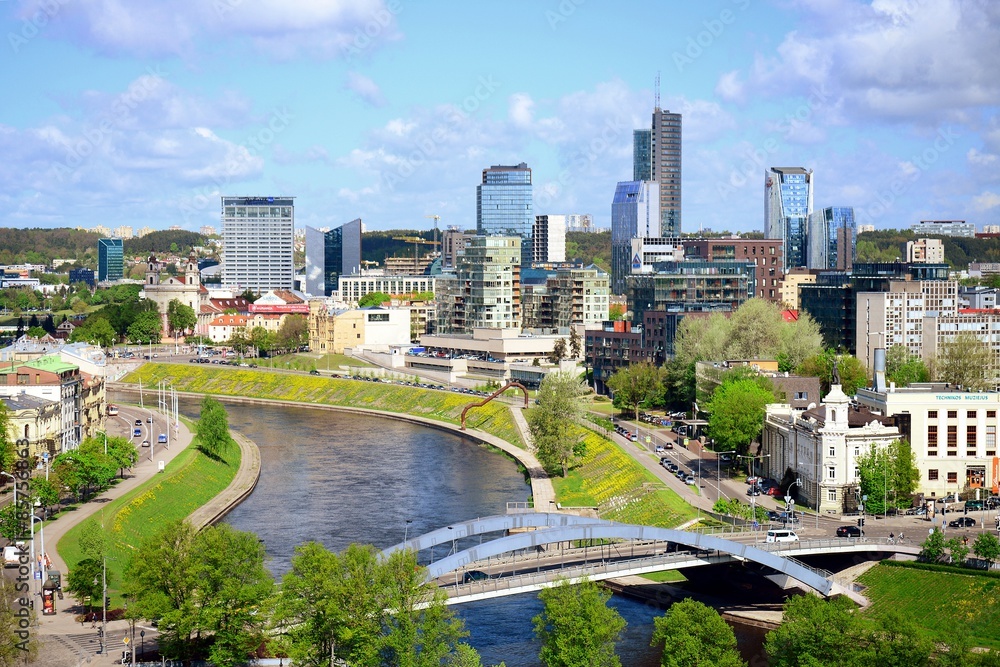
[97,238,123,282]
[808,206,856,271]
[765,167,813,271]
[611,180,659,294]
[221,196,295,293]
[652,109,682,236]
[632,129,652,181]
[476,163,533,266]
[305,219,363,297]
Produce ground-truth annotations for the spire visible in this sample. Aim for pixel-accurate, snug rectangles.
[654,71,661,112]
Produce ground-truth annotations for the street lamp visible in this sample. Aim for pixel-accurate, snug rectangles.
[737,453,771,535]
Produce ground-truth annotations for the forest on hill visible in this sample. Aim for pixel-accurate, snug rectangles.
[0,228,206,268]
[857,229,1000,269]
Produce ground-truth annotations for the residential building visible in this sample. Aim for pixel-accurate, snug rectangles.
[684,238,785,303]
[532,215,566,264]
[69,268,95,288]
[857,224,876,234]
[779,268,821,310]
[585,320,656,395]
[208,314,249,343]
[97,238,124,283]
[633,129,652,181]
[221,196,295,292]
[384,254,435,276]
[565,214,596,233]
[910,220,975,238]
[113,225,134,239]
[520,266,610,332]
[765,167,814,271]
[856,383,1000,497]
[200,225,217,236]
[477,163,533,266]
[651,108,682,236]
[959,286,1000,310]
[808,206,856,270]
[611,181,660,293]
[441,227,474,268]
[906,238,945,264]
[969,263,1000,278]
[435,236,521,334]
[0,356,83,452]
[626,259,755,326]
[338,274,436,305]
[304,218,363,297]
[763,384,901,514]
[1,394,61,461]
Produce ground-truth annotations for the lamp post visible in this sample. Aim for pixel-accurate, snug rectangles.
[403,519,413,545]
[737,453,770,536]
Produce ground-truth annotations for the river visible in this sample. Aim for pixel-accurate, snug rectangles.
[176,398,768,666]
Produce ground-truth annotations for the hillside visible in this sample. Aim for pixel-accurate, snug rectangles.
[857,229,1000,269]
[0,228,102,267]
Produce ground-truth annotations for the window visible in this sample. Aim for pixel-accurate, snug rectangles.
[967,410,977,419]
[928,410,938,418]
[795,391,808,400]
[948,410,957,419]
[927,425,937,446]
[967,425,977,447]
[947,472,958,483]
[928,469,939,480]
[827,466,836,480]
[828,445,836,457]
[827,489,837,502]
[988,425,996,449]
[988,410,996,418]
[947,425,957,447]
[854,466,860,479]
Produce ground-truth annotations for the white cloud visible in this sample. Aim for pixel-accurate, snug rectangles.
[973,191,1000,211]
[715,71,745,103]
[344,72,387,107]
[968,148,998,167]
[508,93,535,128]
[14,0,402,59]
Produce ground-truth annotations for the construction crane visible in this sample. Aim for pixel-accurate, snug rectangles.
[425,214,441,257]
[392,236,436,268]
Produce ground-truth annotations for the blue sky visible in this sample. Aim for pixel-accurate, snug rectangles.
[1,0,998,235]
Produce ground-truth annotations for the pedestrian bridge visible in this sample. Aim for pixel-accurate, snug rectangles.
[382,513,918,606]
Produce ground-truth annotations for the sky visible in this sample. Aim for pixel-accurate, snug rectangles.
[1,0,998,236]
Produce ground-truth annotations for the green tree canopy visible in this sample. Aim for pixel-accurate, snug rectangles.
[533,578,626,667]
[166,299,197,338]
[607,363,665,421]
[936,331,992,390]
[706,376,775,453]
[651,598,745,667]
[855,440,920,515]
[69,316,118,347]
[275,314,308,352]
[358,291,391,307]
[885,344,930,387]
[528,372,588,477]
[195,396,233,460]
[797,351,869,396]
[126,309,162,344]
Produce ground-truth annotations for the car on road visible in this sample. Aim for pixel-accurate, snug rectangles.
[463,570,490,583]
[309,369,321,375]
[654,445,665,454]
[836,525,863,538]
[904,506,928,515]
[133,427,142,437]
[746,486,761,496]
[718,453,733,463]
[158,434,167,444]
[140,440,150,448]
[684,475,696,485]
[764,486,782,497]
[659,457,671,466]
[746,476,761,485]
[766,510,783,521]
[134,419,142,427]
[146,416,153,423]
[948,517,976,528]
[965,500,984,511]
[663,441,673,449]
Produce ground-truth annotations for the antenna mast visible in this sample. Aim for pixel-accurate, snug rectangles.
[654,71,660,111]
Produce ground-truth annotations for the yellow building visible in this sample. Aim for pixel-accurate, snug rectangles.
[2,394,61,460]
[779,268,819,310]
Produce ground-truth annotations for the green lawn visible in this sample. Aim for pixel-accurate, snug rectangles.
[641,570,687,583]
[253,351,373,371]
[857,562,1000,650]
[57,439,240,607]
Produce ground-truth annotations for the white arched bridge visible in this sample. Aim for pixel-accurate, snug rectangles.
[381,513,918,606]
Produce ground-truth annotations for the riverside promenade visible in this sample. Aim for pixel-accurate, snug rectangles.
[26,402,260,667]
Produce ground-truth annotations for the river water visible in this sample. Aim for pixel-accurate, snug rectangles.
[175,398,767,666]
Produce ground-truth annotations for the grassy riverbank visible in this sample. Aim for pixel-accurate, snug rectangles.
[857,562,1000,650]
[57,436,240,607]
[125,363,525,448]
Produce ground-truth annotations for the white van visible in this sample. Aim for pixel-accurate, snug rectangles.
[765,529,799,543]
[3,543,27,567]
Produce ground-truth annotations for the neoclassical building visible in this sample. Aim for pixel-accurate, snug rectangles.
[141,252,201,339]
[762,383,900,514]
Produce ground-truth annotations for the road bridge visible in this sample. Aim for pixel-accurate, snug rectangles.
[383,513,920,606]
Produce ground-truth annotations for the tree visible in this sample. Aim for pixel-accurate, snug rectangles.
[358,291,391,307]
[607,363,665,420]
[608,304,625,321]
[919,528,947,562]
[248,326,273,357]
[196,396,233,460]
[972,532,1000,568]
[65,558,104,613]
[706,377,774,454]
[70,316,117,347]
[651,599,745,667]
[126,309,162,344]
[855,440,919,515]
[946,536,970,565]
[549,338,568,363]
[0,577,39,664]
[798,351,869,396]
[569,327,582,359]
[70,297,89,314]
[885,344,930,387]
[166,299,197,339]
[533,578,626,667]
[937,331,992,390]
[527,372,588,477]
[26,326,46,339]
[275,314,308,352]
[30,477,60,517]
[0,505,23,543]
[0,403,13,475]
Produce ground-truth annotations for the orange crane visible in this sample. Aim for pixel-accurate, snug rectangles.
[392,236,436,267]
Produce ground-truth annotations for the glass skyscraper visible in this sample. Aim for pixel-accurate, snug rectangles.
[808,206,856,271]
[611,180,659,294]
[633,129,652,181]
[476,163,533,267]
[765,167,813,271]
[652,109,682,236]
[97,238,123,282]
[305,218,363,297]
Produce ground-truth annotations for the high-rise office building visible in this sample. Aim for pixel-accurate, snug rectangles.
[808,206,855,271]
[532,214,566,264]
[221,196,295,293]
[476,163,533,266]
[305,219,363,297]
[765,167,813,271]
[610,181,659,294]
[651,109,682,236]
[633,129,652,181]
[97,238,123,282]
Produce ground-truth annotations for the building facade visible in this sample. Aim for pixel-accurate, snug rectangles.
[611,181,660,294]
[97,238,124,282]
[532,214,567,264]
[435,236,521,334]
[910,220,975,237]
[651,109,682,236]
[142,252,201,338]
[520,267,610,332]
[633,129,652,181]
[338,274,436,305]
[304,218,363,297]
[808,206,855,271]
[221,196,295,292]
[684,239,785,303]
[477,163,533,266]
[765,167,813,271]
[906,238,945,264]
[308,302,412,354]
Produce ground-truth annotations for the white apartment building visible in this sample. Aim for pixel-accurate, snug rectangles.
[906,238,945,264]
[221,196,295,292]
[856,384,1000,498]
[337,274,436,305]
[533,214,567,263]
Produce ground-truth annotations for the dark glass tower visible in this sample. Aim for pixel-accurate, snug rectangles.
[97,238,124,282]
[305,219,362,296]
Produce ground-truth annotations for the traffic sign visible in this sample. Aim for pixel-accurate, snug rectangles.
[123,636,129,645]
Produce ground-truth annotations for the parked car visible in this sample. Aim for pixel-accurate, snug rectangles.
[684,475,697,485]
[309,369,321,375]
[764,486,782,497]
[836,525,862,538]
[766,510,783,521]
[718,453,733,463]
[965,500,984,511]
[746,476,761,485]
[904,506,928,516]
[948,517,976,528]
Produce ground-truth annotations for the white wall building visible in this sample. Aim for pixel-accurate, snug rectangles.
[337,274,436,305]
[906,238,945,264]
[221,196,295,292]
[532,214,567,263]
